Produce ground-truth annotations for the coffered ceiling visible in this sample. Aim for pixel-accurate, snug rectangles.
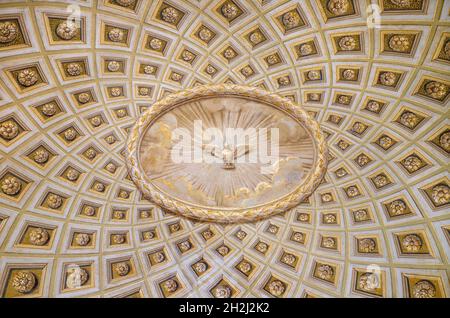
[0,0,449,298]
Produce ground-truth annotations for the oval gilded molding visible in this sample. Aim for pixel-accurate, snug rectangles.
[126,84,328,223]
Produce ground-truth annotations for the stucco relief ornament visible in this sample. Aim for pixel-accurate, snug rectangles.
[93,182,105,192]
[160,7,179,24]
[56,21,78,40]
[0,120,19,140]
[140,210,151,218]
[240,67,255,78]
[346,186,360,197]
[85,149,97,160]
[217,245,229,256]
[390,0,412,8]
[12,271,36,294]
[0,21,18,43]
[64,128,77,141]
[33,149,49,164]
[373,175,388,188]
[379,136,393,149]
[425,81,448,99]
[444,41,450,58]
[181,50,195,62]
[46,193,63,209]
[66,63,82,76]
[338,95,351,105]
[90,116,102,127]
[307,70,321,81]
[379,72,396,86]
[202,230,213,240]
[138,87,150,96]
[403,155,422,173]
[75,233,90,246]
[42,103,58,116]
[193,261,207,273]
[29,227,50,246]
[389,35,411,52]
[412,280,436,298]
[113,210,125,219]
[308,93,321,101]
[338,140,350,150]
[268,280,286,297]
[143,231,154,240]
[83,205,96,216]
[153,252,165,263]
[256,242,268,253]
[223,48,236,60]
[118,190,129,199]
[206,65,216,75]
[401,234,422,252]
[358,273,379,292]
[357,154,370,166]
[115,262,130,276]
[17,69,38,87]
[389,200,407,215]
[249,31,263,45]
[107,61,120,72]
[116,0,135,7]
[343,69,356,80]
[322,237,335,249]
[299,43,313,56]
[213,285,232,298]
[110,87,122,97]
[282,253,296,265]
[170,72,182,82]
[431,185,450,206]
[366,100,381,112]
[236,230,246,240]
[327,0,350,15]
[267,225,278,234]
[0,178,22,200]
[324,213,336,223]
[439,132,450,152]
[77,92,91,104]
[321,193,333,203]
[266,54,279,65]
[108,28,124,42]
[169,223,180,232]
[238,261,252,273]
[316,264,334,280]
[351,122,366,134]
[198,28,212,42]
[66,267,89,289]
[105,163,116,174]
[179,240,191,252]
[116,109,127,118]
[278,76,290,87]
[298,213,309,222]
[399,111,419,128]
[221,3,239,20]
[338,36,356,50]
[162,279,178,293]
[105,135,116,144]
[359,238,376,253]
[282,11,301,30]
[66,168,80,181]
[354,209,368,221]
[112,234,125,244]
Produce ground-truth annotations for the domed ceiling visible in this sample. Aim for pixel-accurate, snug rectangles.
[0,0,449,298]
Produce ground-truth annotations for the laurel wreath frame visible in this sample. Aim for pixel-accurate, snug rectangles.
[126,84,328,223]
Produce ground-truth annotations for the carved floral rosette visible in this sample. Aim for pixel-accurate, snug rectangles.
[126,84,328,223]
